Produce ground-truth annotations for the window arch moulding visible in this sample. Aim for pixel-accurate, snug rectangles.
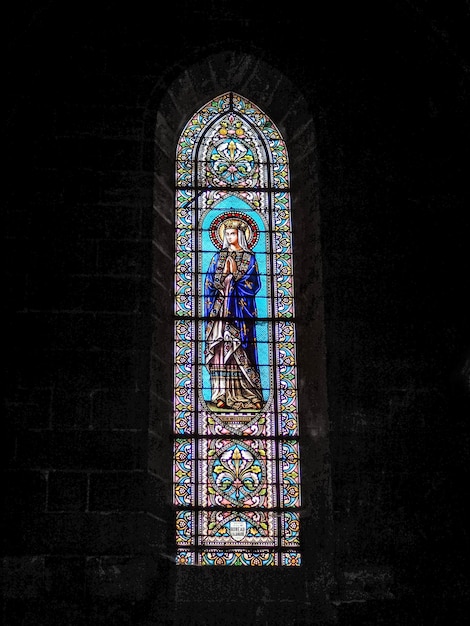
[173,92,301,566]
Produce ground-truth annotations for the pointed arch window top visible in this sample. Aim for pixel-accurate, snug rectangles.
[176,92,289,190]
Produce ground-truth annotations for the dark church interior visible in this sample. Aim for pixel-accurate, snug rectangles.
[3,1,469,624]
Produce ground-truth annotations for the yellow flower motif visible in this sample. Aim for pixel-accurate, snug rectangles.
[286,553,301,566]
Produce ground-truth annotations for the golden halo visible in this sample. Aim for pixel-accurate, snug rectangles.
[209,211,259,249]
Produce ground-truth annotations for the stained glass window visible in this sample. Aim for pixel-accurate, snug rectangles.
[173,92,301,566]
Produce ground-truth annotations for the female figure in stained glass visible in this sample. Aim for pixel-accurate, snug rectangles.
[204,217,263,411]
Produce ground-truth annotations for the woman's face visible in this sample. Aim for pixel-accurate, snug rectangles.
[225,228,239,246]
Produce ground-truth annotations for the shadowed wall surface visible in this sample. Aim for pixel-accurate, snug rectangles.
[3,1,469,624]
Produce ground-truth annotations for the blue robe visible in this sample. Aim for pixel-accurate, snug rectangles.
[204,248,263,409]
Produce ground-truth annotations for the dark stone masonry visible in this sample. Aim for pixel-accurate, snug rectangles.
[3,2,469,624]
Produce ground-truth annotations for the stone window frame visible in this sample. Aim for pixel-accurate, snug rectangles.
[146,50,332,610]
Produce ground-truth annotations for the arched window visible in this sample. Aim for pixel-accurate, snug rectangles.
[173,92,301,566]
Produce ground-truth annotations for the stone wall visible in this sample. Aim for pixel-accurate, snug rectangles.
[3,2,469,624]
